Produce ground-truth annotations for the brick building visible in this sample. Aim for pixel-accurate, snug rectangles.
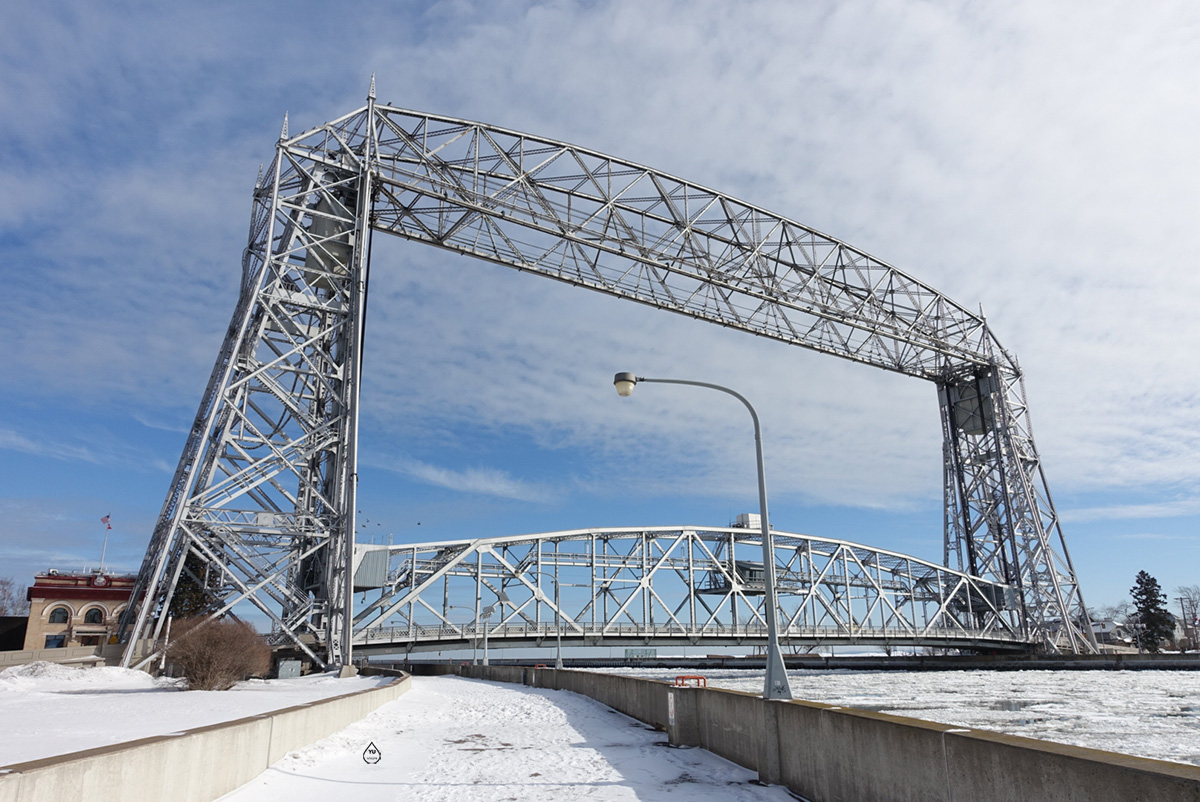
[23,571,136,649]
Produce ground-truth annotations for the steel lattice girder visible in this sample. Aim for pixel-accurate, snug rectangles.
[349,527,1028,654]
[119,106,379,668]
[119,94,1095,669]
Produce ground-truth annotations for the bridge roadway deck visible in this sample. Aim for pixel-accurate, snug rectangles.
[392,653,1200,673]
[353,622,1032,656]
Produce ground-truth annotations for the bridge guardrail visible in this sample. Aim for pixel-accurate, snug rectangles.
[354,621,1027,645]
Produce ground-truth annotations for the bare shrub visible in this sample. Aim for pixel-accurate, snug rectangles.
[166,617,271,690]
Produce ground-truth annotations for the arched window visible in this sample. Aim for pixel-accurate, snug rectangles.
[48,607,70,624]
[84,608,104,625]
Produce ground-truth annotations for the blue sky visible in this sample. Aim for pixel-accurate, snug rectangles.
[2,1,1198,615]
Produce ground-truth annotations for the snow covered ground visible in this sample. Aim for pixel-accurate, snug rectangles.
[0,662,393,765]
[598,667,1200,766]
[0,663,791,799]
[6,661,1197,800]
[220,675,791,802]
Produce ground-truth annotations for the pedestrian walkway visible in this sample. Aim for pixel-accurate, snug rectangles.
[219,675,793,801]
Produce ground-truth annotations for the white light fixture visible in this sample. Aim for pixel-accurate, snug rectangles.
[613,372,638,397]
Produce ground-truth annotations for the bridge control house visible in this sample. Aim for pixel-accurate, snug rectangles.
[23,571,135,649]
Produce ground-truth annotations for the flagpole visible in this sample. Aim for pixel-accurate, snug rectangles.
[99,515,112,572]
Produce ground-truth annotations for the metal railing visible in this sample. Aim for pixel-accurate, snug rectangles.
[353,621,1028,646]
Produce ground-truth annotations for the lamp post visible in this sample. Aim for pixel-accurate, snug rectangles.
[534,574,591,669]
[614,372,793,701]
[447,605,479,665]
[529,571,577,669]
[480,605,495,666]
[553,581,562,670]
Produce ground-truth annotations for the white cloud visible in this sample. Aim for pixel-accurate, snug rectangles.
[373,454,556,504]
[1109,533,1197,542]
[358,0,1200,506]
[0,426,176,477]
[2,0,1199,527]
[1064,498,1200,524]
[131,413,189,434]
[0,429,102,465]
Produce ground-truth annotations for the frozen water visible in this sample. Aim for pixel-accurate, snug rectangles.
[597,667,1200,765]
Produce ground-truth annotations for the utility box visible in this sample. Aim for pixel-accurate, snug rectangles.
[353,547,389,591]
[734,513,761,529]
[277,658,302,679]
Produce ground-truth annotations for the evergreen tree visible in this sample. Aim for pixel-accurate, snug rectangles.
[168,552,216,619]
[1130,570,1174,653]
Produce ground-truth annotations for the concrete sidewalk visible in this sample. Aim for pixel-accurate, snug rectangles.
[219,675,793,801]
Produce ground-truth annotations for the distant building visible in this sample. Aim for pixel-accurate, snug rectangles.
[1091,618,1133,646]
[23,571,136,650]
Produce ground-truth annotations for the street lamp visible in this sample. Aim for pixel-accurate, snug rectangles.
[613,372,793,701]
[447,605,479,665]
[529,571,566,669]
[480,604,495,666]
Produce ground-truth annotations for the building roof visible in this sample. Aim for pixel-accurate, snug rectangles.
[27,571,137,602]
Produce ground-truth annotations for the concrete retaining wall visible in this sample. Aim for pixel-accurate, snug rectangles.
[0,646,106,669]
[0,674,411,802]
[459,665,1200,802]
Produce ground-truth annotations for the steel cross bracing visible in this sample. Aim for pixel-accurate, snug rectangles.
[118,99,381,668]
[119,89,1094,669]
[349,527,1028,655]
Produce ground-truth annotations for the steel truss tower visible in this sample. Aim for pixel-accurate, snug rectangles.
[120,83,1095,668]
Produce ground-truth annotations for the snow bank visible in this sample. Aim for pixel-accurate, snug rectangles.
[0,661,180,692]
[0,662,392,765]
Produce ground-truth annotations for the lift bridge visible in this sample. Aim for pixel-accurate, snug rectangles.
[118,79,1097,670]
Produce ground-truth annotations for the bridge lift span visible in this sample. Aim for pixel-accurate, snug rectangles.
[118,80,1096,670]
[350,525,1029,658]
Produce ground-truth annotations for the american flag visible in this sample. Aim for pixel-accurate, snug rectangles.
[101,514,111,530]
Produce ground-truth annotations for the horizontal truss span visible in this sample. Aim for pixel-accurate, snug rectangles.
[346,526,1035,654]
[366,105,1001,380]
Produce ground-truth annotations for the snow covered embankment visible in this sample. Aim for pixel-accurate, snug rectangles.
[0,661,393,765]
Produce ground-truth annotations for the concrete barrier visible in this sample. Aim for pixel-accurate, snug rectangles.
[0,674,411,802]
[0,647,105,669]
[459,665,1200,801]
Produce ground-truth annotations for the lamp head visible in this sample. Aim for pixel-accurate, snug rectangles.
[613,372,638,397]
